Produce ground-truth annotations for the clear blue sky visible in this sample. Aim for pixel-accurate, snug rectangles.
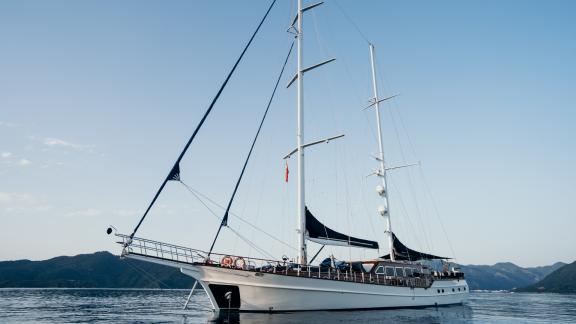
[1,0,574,267]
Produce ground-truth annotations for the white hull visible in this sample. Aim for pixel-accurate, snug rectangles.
[129,255,468,312]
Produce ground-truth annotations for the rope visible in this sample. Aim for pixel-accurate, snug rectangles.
[208,41,294,250]
[179,182,296,251]
[179,180,220,219]
[333,0,370,44]
[128,0,278,240]
[178,180,284,260]
[372,53,457,260]
[228,227,276,260]
[123,258,173,289]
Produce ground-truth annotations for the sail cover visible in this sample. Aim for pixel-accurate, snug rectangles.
[305,207,379,249]
[381,233,447,261]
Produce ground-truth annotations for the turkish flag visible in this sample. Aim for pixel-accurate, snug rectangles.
[285,161,289,183]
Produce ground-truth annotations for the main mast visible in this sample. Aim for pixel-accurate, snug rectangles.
[296,0,307,265]
[369,44,395,261]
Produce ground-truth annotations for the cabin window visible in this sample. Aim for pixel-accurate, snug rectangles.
[385,266,395,277]
[395,267,404,277]
[404,268,413,277]
[375,266,385,275]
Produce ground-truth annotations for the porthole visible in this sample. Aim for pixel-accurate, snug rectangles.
[452,288,455,292]
[464,287,467,291]
[458,288,461,291]
[442,289,444,293]
[437,289,440,293]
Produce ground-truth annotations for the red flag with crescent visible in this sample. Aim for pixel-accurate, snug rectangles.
[285,161,289,183]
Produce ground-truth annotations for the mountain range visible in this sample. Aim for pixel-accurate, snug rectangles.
[516,261,576,294]
[0,251,572,292]
[458,261,566,291]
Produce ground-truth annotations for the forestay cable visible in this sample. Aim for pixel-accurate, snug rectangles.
[127,0,278,241]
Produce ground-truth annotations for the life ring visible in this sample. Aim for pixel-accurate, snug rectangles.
[234,257,246,270]
[221,255,234,267]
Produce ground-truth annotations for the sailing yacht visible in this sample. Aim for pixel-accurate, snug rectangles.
[108,0,468,312]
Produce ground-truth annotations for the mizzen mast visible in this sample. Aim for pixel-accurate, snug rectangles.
[368,44,395,261]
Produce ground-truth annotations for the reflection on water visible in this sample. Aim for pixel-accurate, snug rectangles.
[208,305,473,324]
[1,289,575,323]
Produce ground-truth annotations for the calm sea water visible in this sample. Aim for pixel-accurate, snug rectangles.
[1,289,575,323]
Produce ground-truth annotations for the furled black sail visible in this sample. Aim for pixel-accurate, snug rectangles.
[305,207,379,249]
[381,233,447,261]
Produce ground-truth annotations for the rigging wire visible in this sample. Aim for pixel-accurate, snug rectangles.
[363,37,441,256]
[124,258,173,289]
[332,0,370,45]
[127,0,278,241]
[178,180,276,260]
[393,103,458,260]
[311,7,375,261]
[386,104,434,252]
[388,177,426,251]
[327,0,455,260]
[179,181,296,252]
[374,52,457,260]
[417,166,458,261]
[206,41,295,258]
[247,122,276,257]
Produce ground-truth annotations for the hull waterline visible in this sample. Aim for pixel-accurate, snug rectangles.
[127,254,468,312]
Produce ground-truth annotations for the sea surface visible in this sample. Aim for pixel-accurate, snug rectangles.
[0,289,575,323]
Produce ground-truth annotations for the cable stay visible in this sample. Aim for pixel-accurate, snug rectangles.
[206,42,295,259]
[127,0,278,242]
[178,179,276,260]
[178,181,296,252]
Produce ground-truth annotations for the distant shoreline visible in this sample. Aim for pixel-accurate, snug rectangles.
[1,251,573,293]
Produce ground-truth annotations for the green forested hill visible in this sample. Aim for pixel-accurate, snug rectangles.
[0,251,194,288]
[459,262,565,291]
[517,261,576,293]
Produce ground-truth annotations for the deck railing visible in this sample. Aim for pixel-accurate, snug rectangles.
[116,234,457,289]
[116,234,206,264]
